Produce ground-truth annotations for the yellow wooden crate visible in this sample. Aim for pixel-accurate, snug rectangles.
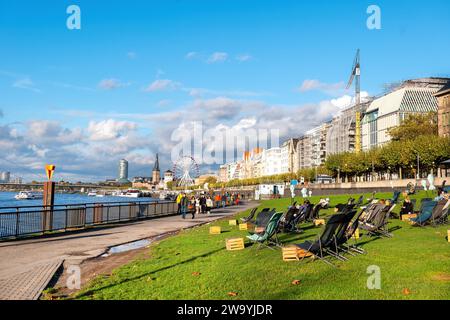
[402,214,417,222]
[239,223,248,231]
[352,228,360,240]
[282,246,299,261]
[226,238,245,251]
[209,226,221,234]
[229,219,237,226]
[313,219,325,226]
[282,246,313,261]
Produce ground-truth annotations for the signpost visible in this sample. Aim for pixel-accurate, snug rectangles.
[42,165,56,232]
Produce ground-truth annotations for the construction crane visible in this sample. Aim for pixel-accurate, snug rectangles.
[346,49,361,153]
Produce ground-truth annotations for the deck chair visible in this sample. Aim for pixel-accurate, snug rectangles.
[359,203,384,224]
[417,198,432,211]
[247,208,270,225]
[430,199,450,226]
[341,209,367,254]
[325,209,358,261]
[282,204,311,233]
[294,213,348,267]
[247,212,283,250]
[439,201,450,224]
[279,205,300,232]
[355,195,364,207]
[411,201,437,226]
[363,192,376,207]
[303,203,316,222]
[240,207,258,223]
[360,204,394,237]
[310,204,322,220]
[248,208,276,234]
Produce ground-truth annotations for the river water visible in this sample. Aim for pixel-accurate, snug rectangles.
[0,192,157,209]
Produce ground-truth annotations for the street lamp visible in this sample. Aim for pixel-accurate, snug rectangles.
[417,153,420,179]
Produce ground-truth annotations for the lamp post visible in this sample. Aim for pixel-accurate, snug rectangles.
[417,153,420,179]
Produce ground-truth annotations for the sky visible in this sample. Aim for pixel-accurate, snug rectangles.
[0,0,449,182]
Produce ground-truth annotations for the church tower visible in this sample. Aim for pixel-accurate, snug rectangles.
[152,153,161,184]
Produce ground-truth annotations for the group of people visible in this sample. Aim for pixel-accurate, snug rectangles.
[398,188,449,219]
[175,192,244,219]
[213,192,241,209]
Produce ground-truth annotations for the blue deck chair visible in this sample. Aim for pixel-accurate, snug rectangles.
[411,200,437,226]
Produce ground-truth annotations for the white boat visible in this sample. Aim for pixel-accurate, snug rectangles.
[87,191,97,197]
[118,189,141,198]
[14,191,43,200]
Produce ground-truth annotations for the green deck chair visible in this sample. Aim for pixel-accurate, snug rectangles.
[246,212,283,250]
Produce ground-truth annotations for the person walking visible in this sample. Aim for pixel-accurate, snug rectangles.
[206,196,213,215]
[215,193,221,208]
[180,193,188,219]
[176,193,183,214]
[194,196,201,218]
[200,194,207,214]
[221,193,227,208]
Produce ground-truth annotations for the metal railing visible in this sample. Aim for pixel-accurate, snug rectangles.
[0,200,177,240]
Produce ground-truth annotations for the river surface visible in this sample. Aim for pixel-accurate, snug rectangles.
[0,191,157,209]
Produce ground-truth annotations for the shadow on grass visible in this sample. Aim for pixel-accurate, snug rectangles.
[75,246,226,299]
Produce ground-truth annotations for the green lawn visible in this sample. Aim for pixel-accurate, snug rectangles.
[73,191,450,300]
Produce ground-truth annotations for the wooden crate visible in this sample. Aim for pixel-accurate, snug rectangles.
[226,238,245,251]
[313,219,325,226]
[402,214,417,222]
[282,246,313,261]
[209,226,221,234]
[352,228,360,240]
[282,246,299,261]
[229,219,237,226]
[239,223,248,231]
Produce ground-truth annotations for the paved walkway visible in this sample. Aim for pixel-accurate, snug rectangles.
[0,202,258,300]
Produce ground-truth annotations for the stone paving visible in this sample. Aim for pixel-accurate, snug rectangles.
[0,202,258,300]
[0,260,62,300]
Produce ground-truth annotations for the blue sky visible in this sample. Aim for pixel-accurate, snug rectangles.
[0,0,449,181]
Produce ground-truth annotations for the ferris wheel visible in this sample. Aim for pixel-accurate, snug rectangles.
[172,156,200,188]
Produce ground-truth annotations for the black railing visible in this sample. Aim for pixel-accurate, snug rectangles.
[0,200,177,240]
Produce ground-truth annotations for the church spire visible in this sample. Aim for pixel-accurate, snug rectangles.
[153,153,160,172]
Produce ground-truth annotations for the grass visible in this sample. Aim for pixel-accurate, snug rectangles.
[72,191,450,300]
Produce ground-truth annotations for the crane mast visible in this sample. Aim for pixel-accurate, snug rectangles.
[346,49,361,153]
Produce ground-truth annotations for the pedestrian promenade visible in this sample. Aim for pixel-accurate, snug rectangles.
[0,201,258,300]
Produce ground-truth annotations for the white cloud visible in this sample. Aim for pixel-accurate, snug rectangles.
[185,52,198,59]
[13,77,41,93]
[98,78,128,90]
[144,79,181,92]
[298,79,345,96]
[207,52,228,64]
[87,119,138,141]
[236,54,252,62]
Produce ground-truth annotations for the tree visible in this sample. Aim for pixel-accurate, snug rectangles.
[387,112,437,141]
